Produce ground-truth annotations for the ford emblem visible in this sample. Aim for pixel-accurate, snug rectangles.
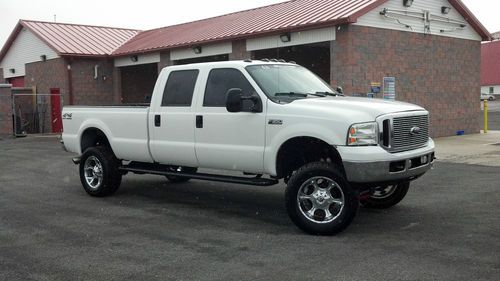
[410,126,421,135]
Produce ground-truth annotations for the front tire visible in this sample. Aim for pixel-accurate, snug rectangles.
[79,146,122,197]
[360,182,410,209]
[285,162,358,235]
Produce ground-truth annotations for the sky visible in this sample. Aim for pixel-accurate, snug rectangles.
[1,0,499,48]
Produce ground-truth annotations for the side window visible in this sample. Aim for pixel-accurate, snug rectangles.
[161,70,199,107]
[204,68,257,109]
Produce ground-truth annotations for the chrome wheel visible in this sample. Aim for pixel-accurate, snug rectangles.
[297,176,345,224]
[371,185,398,199]
[84,156,103,190]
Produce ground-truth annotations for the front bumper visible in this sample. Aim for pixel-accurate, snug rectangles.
[339,140,435,185]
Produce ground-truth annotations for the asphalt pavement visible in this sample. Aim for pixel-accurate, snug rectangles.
[0,136,499,281]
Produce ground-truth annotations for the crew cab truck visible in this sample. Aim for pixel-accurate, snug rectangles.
[62,60,435,235]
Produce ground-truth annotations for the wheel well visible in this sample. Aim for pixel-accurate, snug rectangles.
[276,137,344,180]
[80,128,112,153]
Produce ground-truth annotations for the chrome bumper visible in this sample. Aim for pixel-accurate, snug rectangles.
[343,152,435,185]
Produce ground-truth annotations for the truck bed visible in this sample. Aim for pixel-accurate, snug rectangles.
[62,105,154,163]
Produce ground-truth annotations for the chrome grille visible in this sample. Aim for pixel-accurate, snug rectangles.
[391,115,429,152]
[379,113,430,153]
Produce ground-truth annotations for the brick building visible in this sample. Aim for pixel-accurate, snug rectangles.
[481,38,500,98]
[0,0,492,137]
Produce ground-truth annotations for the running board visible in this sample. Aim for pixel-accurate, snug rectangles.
[119,163,278,187]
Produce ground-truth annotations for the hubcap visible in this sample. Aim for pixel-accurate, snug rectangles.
[84,156,103,190]
[297,176,345,224]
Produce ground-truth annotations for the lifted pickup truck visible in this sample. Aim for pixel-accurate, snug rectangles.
[62,60,434,235]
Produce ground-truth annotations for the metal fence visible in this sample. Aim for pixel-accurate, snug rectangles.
[12,88,60,136]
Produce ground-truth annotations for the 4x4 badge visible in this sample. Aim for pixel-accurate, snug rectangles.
[268,119,283,125]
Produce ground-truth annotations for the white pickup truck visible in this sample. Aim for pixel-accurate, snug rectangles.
[62,60,434,235]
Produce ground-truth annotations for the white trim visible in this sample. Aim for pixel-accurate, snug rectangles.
[170,42,232,61]
[246,27,336,51]
[353,0,482,41]
[114,53,160,67]
[0,28,59,79]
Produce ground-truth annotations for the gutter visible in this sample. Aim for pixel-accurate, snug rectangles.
[65,58,74,105]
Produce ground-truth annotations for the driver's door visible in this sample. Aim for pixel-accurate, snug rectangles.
[194,68,266,173]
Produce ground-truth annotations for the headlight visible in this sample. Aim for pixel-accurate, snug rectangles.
[347,122,378,146]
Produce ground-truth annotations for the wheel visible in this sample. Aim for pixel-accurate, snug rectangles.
[285,162,359,235]
[79,146,122,197]
[360,182,410,209]
[489,97,494,101]
[165,166,197,183]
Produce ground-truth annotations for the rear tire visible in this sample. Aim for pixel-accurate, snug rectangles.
[79,146,122,197]
[285,162,358,235]
[165,166,197,183]
[360,182,410,209]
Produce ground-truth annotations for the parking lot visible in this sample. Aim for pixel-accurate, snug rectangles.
[0,136,499,281]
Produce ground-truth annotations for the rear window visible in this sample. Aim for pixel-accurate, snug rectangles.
[161,70,199,107]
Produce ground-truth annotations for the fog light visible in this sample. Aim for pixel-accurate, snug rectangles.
[421,155,428,164]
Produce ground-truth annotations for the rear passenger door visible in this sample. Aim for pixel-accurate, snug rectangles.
[194,68,266,173]
[149,69,199,167]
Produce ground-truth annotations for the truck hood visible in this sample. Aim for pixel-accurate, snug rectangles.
[288,96,425,119]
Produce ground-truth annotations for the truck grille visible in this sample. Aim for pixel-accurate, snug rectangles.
[381,114,429,153]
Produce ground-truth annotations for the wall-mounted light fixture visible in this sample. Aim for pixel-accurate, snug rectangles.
[130,55,138,62]
[280,33,291,43]
[403,0,413,7]
[9,68,15,74]
[193,46,202,54]
[441,6,451,14]
[40,55,47,62]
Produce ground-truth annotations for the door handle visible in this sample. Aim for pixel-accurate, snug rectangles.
[155,115,161,127]
[196,115,203,128]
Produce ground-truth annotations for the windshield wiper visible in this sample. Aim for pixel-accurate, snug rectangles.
[275,92,308,97]
[315,91,342,96]
[275,92,327,98]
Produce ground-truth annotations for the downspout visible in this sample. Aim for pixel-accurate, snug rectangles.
[65,58,74,105]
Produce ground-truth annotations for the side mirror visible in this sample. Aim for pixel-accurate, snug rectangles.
[226,88,243,113]
[336,86,344,95]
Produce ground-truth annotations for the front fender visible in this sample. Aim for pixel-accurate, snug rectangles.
[263,121,345,176]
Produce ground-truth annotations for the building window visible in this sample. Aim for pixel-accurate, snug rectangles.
[490,87,494,94]
[161,70,199,107]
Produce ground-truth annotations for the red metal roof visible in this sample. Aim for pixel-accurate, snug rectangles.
[113,0,388,56]
[481,40,500,86]
[113,0,491,56]
[0,20,139,61]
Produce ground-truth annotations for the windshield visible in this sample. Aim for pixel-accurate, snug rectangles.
[246,64,336,102]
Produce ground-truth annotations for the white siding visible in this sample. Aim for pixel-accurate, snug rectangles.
[0,28,59,79]
[246,27,336,51]
[170,42,232,61]
[481,85,500,95]
[114,52,160,67]
[354,0,482,41]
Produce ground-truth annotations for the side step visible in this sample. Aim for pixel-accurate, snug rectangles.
[119,162,278,187]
